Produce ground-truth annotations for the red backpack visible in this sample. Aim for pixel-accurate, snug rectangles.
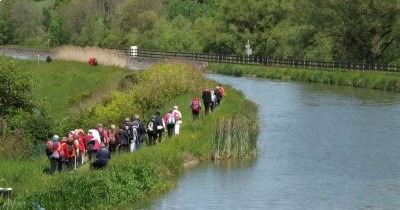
[58,143,66,160]
[192,98,200,111]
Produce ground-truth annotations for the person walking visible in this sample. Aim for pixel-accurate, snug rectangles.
[218,84,225,103]
[132,115,145,150]
[214,86,222,107]
[202,88,212,115]
[155,111,165,143]
[190,96,201,120]
[75,129,86,166]
[66,131,79,171]
[172,105,182,135]
[91,143,111,169]
[146,116,157,146]
[46,135,60,175]
[85,129,100,162]
[108,124,118,155]
[97,124,109,147]
[58,137,69,173]
[117,124,129,153]
[211,90,217,112]
[164,109,176,138]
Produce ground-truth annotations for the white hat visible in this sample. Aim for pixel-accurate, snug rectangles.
[53,135,59,139]
[173,105,178,109]
[111,124,116,129]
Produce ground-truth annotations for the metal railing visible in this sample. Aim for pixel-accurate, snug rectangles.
[128,48,400,73]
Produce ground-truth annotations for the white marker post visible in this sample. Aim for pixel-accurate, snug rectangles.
[245,40,252,63]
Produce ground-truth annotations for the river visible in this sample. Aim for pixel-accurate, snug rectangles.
[150,74,400,210]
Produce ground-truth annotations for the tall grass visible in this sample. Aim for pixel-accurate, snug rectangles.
[208,63,400,92]
[55,46,128,68]
[212,115,258,159]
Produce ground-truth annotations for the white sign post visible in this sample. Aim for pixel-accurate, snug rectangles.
[245,40,252,63]
[130,46,137,57]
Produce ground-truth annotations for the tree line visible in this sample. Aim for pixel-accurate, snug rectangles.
[0,0,399,64]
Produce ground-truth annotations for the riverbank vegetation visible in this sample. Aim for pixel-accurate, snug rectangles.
[0,0,399,64]
[207,63,400,92]
[0,57,133,158]
[212,106,258,159]
[0,60,258,209]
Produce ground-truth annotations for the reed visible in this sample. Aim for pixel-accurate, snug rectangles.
[55,46,128,68]
[211,115,259,159]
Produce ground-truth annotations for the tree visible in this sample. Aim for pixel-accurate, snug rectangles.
[329,0,400,63]
[0,1,12,44]
[9,0,45,45]
[281,0,400,63]
[0,57,34,136]
[211,0,287,55]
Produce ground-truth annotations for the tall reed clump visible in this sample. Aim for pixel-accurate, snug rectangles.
[208,63,400,92]
[211,106,259,159]
[55,46,128,68]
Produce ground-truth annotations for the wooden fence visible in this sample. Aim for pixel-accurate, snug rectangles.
[127,48,400,72]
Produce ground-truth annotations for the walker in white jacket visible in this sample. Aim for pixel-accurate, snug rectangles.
[173,106,182,135]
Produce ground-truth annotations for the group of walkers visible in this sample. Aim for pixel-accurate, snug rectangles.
[45,126,112,174]
[190,84,225,120]
[45,85,225,175]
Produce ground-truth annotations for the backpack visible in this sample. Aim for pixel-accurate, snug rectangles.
[59,143,66,160]
[109,129,116,144]
[99,131,105,143]
[192,99,200,111]
[132,120,140,128]
[167,113,175,125]
[148,121,154,131]
[118,130,128,145]
[215,89,221,99]
[155,116,164,130]
[67,141,74,153]
[87,140,95,151]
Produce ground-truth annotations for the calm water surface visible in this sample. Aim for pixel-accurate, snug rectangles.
[151,75,400,210]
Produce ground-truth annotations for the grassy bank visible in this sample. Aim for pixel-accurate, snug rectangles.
[207,63,400,92]
[0,62,258,209]
[23,60,132,129]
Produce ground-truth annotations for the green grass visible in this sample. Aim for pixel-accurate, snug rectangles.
[207,63,400,92]
[0,62,259,209]
[22,60,132,123]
